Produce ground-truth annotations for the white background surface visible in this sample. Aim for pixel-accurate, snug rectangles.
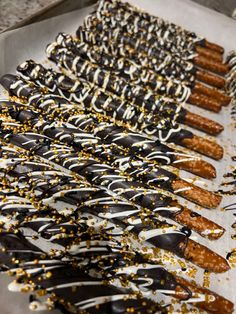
[0,0,235,313]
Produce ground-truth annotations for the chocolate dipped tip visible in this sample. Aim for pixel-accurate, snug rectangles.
[181,135,224,160]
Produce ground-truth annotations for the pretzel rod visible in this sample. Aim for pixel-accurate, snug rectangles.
[57,32,229,108]
[0,120,224,242]
[195,45,223,62]
[203,40,225,54]
[6,250,233,314]
[17,59,224,136]
[94,6,198,60]
[0,183,226,305]
[0,182,194,293]
[188,93,222,112]
[194,55,229,76]
[181,136,223,160]
[2,227,230,314]
[77,26,197,85]
[4,72,223,161]
[45,45,226,145]
[0,143,227,269]
[193,82,231,106]
[196,69,226,89]
[83,12,228,77]
[172,179,221,208]
[184,111,224,135]
[55,32,192,103]
[0,89,217,182]
[174,155,216,179]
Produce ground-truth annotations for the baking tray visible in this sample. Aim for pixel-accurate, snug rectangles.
[0,0,235,313]
[4,0,97,32]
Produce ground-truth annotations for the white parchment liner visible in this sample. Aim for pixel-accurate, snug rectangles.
[0,0,235,313]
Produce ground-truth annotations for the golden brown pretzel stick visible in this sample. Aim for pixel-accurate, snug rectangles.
[181,136,223,160]
[203,40,225,54]
[194,55,229,75]
[175,276,234,313]
[196,69,226,89]
[179,239,230,273]
[174,207,225,240]
[196,45,223,62]
[185,111,224,135]
[171,179,222,209]
[174,156,216,179]
[188,92,222,112]
[193,83,231,106]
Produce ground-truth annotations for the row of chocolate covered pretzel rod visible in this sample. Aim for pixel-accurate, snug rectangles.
[77,24,226,91]
[96,0,224,57]
[0,97,216,182]
[18,59,224,136]
[78,18,229,105]
[94,0,229,78]
[57,31,230,110]
[0,174,233,313]
[0,141,230,274]
[49,32,229,117]
[8,66,224,160]
[0,102,223,240]
[1,232,167,313]
[0,74,222,202]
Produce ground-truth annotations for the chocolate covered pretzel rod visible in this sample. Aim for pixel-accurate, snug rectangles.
[58,32,230,108]
[77,26,226,89]
[96,0,225,57]
[47,38,223,119]
[83,12,229,76]
[0,101,222,210]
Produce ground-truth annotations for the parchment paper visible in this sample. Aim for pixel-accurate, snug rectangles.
[0,0,235,313]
